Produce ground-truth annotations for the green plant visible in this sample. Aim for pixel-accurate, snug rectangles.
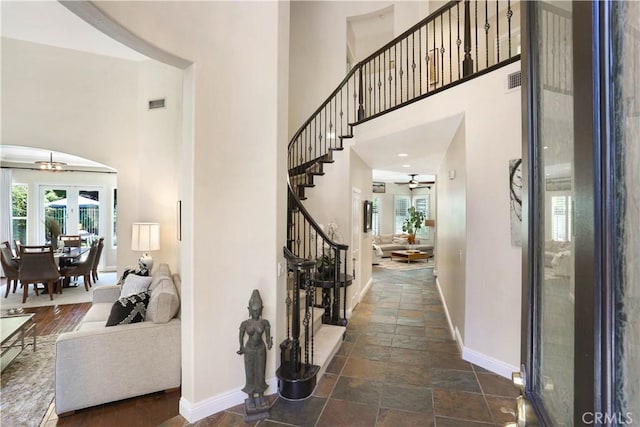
[402,206,425,236]
[315,254,335,279]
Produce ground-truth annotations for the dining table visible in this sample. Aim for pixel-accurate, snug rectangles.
[54,246,89,268]
[55,246,89,287]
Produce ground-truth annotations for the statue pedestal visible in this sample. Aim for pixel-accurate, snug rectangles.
[243,396,270,422]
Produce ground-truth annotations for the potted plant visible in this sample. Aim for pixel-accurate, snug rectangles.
[315,254,335,280]
[402,206,425,244]
[45,217,61,250]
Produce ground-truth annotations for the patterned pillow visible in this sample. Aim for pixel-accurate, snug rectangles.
[105,291,151,327]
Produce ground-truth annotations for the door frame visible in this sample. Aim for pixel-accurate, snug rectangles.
[351,187,362,308]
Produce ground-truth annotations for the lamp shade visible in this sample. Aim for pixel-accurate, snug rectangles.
[131,223,160,252]
[425,219,436,227]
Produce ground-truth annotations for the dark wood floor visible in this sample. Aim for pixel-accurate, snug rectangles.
[6,303,181,427]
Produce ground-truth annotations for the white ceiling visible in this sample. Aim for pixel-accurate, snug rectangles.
[0,1,142,171]
[0,146,115,172]
[0,0,148,61]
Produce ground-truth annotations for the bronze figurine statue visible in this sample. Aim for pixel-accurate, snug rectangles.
[237,289,273,418]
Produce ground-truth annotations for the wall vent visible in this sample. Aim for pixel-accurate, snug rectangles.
[148,98,166,110]
[506,71,522,92]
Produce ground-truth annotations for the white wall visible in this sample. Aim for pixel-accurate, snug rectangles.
[1,37,183,274]
[91,1,289,422]
[436,119,466,339]
[288,1,430,138]
[353,61,522,376]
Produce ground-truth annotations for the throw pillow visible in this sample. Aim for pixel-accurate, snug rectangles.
[121,274,153,297]
[146,278,180,323]
[392,237,408,244]
[105,291,151,327]
[380,234,393,244]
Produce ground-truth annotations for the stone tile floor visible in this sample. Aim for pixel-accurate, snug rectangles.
[163,266,519,426]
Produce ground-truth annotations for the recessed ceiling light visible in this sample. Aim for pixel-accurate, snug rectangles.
[543,146,549,150]
[398,153,409,157]
[402,164,411,168]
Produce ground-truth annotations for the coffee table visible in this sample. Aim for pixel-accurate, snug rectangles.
[1,314,36,371]
[390,250,431,263]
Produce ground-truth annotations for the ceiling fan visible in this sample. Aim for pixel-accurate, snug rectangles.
[394,174,434,190]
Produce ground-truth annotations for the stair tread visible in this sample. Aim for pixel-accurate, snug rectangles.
[312,325,345,367]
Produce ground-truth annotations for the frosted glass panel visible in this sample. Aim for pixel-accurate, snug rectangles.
[536,2,574,425]
[613,0,640,420]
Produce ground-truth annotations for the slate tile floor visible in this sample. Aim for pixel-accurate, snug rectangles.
[165,266,519,427]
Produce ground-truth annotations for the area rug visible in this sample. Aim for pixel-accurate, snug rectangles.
[374,257,434,271]
[1,334,57,427]
[0,272,117,310]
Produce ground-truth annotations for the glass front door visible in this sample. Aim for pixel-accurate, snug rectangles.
[524,1,640,425]
[533,2,575,424]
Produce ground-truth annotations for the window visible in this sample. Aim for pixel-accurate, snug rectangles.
[413,195,430,239]
[372,197,380,235]
[394,195,411,234]
[551,195,572,241]
[11,184,27,244]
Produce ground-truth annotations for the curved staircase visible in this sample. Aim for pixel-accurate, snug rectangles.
[277,0,520,400]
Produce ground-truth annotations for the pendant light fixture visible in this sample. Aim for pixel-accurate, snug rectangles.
[35,152,66,170]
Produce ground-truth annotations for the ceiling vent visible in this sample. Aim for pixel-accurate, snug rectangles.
[148,98,166,110]
[506,71,522,92]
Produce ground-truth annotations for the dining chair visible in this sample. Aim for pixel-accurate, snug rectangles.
[1,241,20,298]
[18,245,61,303]
[91,237,105,283]
[59,240,98,292]
[13,239,22,257]
[60,235,82,248]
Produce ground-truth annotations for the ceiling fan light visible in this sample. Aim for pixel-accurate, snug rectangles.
[408,181,418,188]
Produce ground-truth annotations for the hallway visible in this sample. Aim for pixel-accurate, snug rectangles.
[176,265,519,426]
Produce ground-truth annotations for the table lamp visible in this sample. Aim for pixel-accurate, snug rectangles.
[131,222,160,272]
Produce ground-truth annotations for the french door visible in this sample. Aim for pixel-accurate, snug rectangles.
[522,1,639,425]
[40,185,103,244]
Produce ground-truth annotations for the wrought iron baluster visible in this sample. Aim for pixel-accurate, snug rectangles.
[484,0,489,69]
[419,25,423,95]
[449,8,452,83]
[507,0,512,57]
[496,0,500,63]
[412,32,416,98]
[475,0,478,72]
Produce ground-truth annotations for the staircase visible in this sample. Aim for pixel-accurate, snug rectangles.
[278,0,520,400]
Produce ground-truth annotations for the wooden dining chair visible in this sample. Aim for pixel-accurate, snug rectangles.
[91,237,104,283]
[1,241,20,298]
[18,245,61,303]
[13,239,22,257]
[60,235,82,248]
[59,240,98,292]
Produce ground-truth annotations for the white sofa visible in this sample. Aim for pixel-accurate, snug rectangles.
[55,263,181,415]
[373,234,434,257]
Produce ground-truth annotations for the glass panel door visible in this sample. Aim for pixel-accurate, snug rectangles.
[533,2,575,425]
[41,186,102,245]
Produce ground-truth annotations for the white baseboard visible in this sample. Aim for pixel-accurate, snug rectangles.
[462,347,519,379]
[348,277,373,317]
[435,278,518,379]
[435,277,456,341]
[179,377,278,423]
